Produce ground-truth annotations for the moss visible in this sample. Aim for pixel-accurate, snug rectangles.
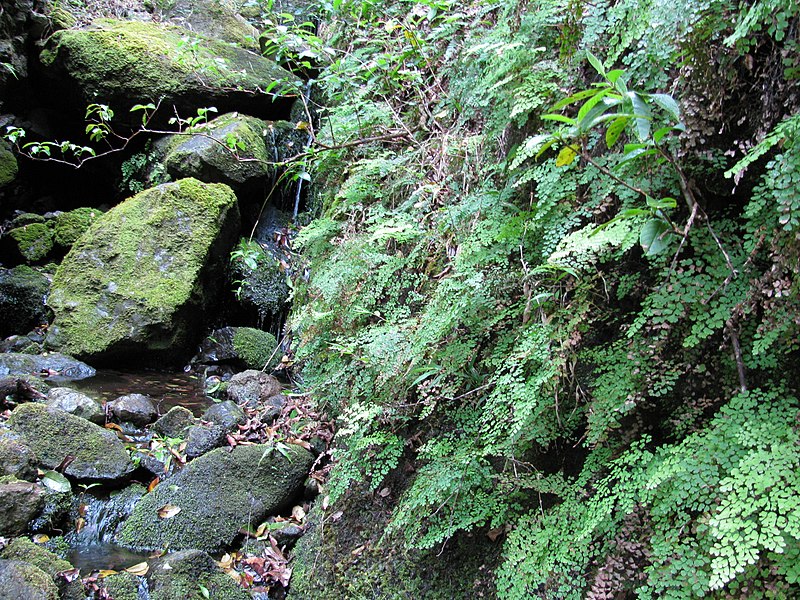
[147,550,249,600]
[6,403,134,481]
[0,142,17,187]
[1,538,73,577]
[118,443,312,551]
[162,113,273,188]
[100,572,139,600]
[49,7,77,30]
[232,327,279,370]
[233,242,291,318]
[40,19,293,110]
[8,223,54,263]
[0,560,59,600]
[53,207,103,247]
[0,265,51,337]
[47,178,238,359]
[10,213,46,227]
[289,488,498,599]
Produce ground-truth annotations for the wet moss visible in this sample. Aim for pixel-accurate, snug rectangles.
[40,19,293,111]
[232,327,279,370]
[0,560,59,600]
[47,178,239,359]
[101,572,139,600]
[0,142,18,187]
[53,207,103,248]
[8,223,54,263]
[1,538,73,578]
[118,443,312,552]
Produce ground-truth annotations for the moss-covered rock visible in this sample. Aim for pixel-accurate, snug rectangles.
[7,403,134,481]
[0,141,18,187]
[0,538,82,600]
[47,178,240,362]
[161,113,274,190]
[53,207,103,248]
[100,571,139,600]
[7,223,54,263]
[231,237,291,319]
[232,326,280,370]
[0,432,38,481]
[0,265,51,338]
[39,19,295,120]
[0,560,58,600]
[119,443,313,551]
[160,0,259,50]
[147,549,249,600]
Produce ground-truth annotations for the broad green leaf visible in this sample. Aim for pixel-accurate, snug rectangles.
[550,88,601,111]
[650,93,681,121]
[640,218,671,255]
[577,89,611,125]
[587,51,606,77]
[41,470,71,493]
[556,144,579,167]
[541,113,576,125]
[606,116,630,148]
[606,69,625,84]
[630,93,652,141]
[646,196,677,209]
[535,137,558,158]
[652,126,676,144]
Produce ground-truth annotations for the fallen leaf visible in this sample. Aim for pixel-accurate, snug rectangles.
[157,504,181,519]
[41,470,71,493]
[97,570,118,578]
[322,495,330,510]
[125,562,149,576]
[75,518,85,534]
[330,511,343,522]
[291,505,306,522]
[57,568,81,582]
[378,487,390,497]
[104,423,123,432]
[486,526,505,542]
[147,477,160,492]
[32,534,50,544]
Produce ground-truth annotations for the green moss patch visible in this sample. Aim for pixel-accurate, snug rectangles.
[53,207,103,247]
[119,443,313,551]
[232,327,279,370]
[8,223,54,263]
[0,142,18,187]
[47,178,239,360]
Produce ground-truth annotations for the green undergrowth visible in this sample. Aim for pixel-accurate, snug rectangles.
[285,0,800,596]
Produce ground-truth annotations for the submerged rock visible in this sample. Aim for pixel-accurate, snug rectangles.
[47,178,240,363]
[0,560,59,600]
[46,387,104,424]
[0,478,45,535]
[147,549,249,600]
[0,352,95,380]
[7,403,134,481]
[0,266,51,338]
[39,19,295,121]
[109,393,157,427]
[119,443,313,551]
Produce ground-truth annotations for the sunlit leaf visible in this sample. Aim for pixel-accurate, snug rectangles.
[41,470,71,493]
[605,116,630,148]
[125,562,149,576]
[157,504,181,519]
[555,144,579,167]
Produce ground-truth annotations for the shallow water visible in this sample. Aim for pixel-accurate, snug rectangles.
[68,368,213,416]
[66,543,152,573]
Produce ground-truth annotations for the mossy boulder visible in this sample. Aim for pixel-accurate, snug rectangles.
[39,19,295,121]
[160,0,259,50]
[7,223,54,263]
[233,327,280,370]
[53,207,103,248]
[0,433,38,481]
[160,113,274,191]
[0,141,17,187]
[231,238,291,319]
[46,178,240,363]
[147,549,249,600]
[0,265,51,338]
[1,538,82,600]
[119,443,313,551]
[0,560,58,600]
[7,403,134,481]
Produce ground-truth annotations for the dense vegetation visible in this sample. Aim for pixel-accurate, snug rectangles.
[281,0,800,596]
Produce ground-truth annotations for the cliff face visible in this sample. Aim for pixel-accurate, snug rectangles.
[285,0,800,597]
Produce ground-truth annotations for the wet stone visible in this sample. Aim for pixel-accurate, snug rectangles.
[46,387,104,424]
[109,393,157,427]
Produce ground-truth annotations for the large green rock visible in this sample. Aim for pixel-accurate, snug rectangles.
[146,549,249,600]
[119,443,313,551]
[0,141,17,187]
[39,19,296,120]
[1,538,82,600]
[7,223,54,263]
[161,112,274,190]
[0,560,58,600]
[0,266,51,338]
[7,403,134,481]
[47,178,240,362]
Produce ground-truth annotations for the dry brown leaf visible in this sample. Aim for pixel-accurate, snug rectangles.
[291,505,306,522]
[157,504,181,519]
[125,562,149,576]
